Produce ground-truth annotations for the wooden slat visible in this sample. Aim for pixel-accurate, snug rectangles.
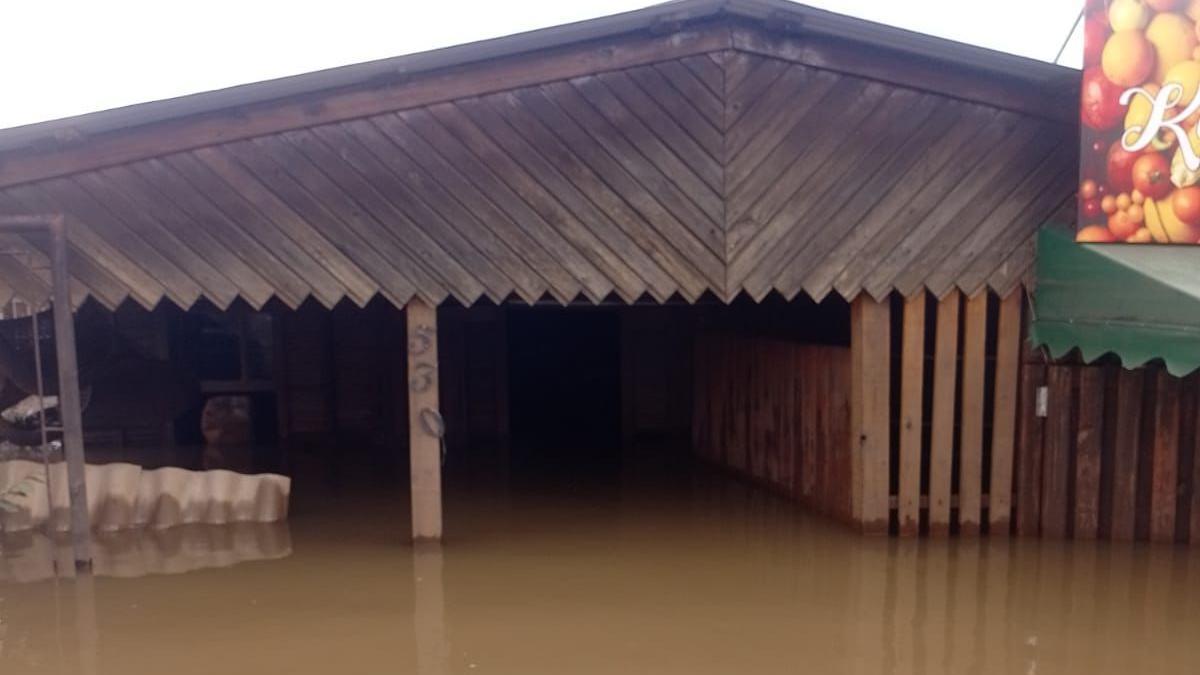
[874,123,1060,299]
[958,291,989,536]
[1110,369,1144,541]
[988,289,1021,535]
[789,102,969,301]
[1015,354,1046,537]
[342,119,550,303]
[182,147,381,307]
[425,101,646,302]
[728,27,1075,124]
[98,165,278,308]
[742,89,941,301]
[285,127,490,304]
[898,292,926,536]
[1150,370,1181,544]
[1040,365,1073,539]
[624,64,722,161]
[376,110,604,301]
[0,28,732,190]
[1191,377,1200,543]
[831,109,1015,300]
[1074,367,1104,540]
[928,290,960,536]
[851,294,890,533]
[920,142,1074,297]
[533,81,724,262]
[491,88,714,299]
[572,74,723,223]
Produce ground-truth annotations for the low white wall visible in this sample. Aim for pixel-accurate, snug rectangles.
[0,461,290,532]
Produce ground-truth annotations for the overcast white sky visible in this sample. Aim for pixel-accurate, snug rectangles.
[0,0,1083,131]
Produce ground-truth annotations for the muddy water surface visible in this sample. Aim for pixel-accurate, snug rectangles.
[1,470,1198,675]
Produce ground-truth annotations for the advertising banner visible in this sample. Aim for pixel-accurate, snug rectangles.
[1079,0,1200,243]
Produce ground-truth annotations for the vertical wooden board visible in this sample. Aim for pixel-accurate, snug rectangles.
[928,290,960,536]
[1110,369,1144,541]
[1191,376,1200,543]
[898,293,926,536]
[988,290,1022,535]
[1074,368,1105,539]
[1150,370,1181,544]
[407,298,442,541]
[851,295,891,533]
[1015,357,1046,537]
[1040,365,1073,539]
[959,291,989,536]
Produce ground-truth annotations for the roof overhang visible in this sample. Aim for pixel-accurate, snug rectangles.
[1031,228,1200,376]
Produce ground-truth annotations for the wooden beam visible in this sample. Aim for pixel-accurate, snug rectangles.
[1150,370,1181,544]
[850,294,890,534]
[728,27,1076,125]
[0,27,731,191]
[987,289,1021,536]
[897,293,926,537]
[958,291,988,536]
[407,298,443,541]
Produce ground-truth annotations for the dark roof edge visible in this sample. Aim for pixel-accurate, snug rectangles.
[0,0,1075,154]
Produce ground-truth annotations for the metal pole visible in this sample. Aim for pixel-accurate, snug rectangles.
[31,307,55,523]
[47,216,91,568]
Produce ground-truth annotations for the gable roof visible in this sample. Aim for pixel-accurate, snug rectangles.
[0,0,1079,311]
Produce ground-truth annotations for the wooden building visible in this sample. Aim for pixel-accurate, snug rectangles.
[0,0,1097,542]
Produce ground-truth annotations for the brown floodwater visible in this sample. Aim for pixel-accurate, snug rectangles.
[1,463,1198,675]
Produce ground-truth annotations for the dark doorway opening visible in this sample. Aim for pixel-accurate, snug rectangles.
[507,307,621,477]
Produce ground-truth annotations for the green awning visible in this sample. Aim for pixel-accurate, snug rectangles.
[1031,227,1200,377]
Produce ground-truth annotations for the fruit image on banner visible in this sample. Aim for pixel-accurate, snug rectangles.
[1079,0,1200,243]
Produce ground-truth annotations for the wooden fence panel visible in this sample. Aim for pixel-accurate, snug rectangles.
[988,290,1021,535]
[898,293,926,536]
[1041,365,1073,539]
[959,292,989,536]
[928,290,960,537]
[1110,369,1143,541]
[851,295,892,534]
[1150,371,1181,543]
[1074,367,1104,539]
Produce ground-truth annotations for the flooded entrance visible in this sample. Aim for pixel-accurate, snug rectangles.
[3,466,1199,675]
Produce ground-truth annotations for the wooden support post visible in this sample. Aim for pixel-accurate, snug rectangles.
[407,298,442,542]
[987,289,1021,536]
[898,293,926,537]
[850,295,890,534]
[928,290,960,537]
[49,218,92,567]
[958,291,988,537]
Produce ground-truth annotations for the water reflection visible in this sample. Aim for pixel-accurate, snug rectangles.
[0,470,1197,675]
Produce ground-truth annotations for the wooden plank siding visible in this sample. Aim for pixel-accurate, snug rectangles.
[0,33,1073,312]
[693,333,852,522]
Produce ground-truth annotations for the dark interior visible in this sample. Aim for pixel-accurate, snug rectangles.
[506,306,622,477]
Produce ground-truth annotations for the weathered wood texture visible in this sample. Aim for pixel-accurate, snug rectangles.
[693,334,852,522]
[850,295,890,534]
[693,287,1037,540]
[407,298,442,541]
[1010,360,1200,544]
[0,45,1072,312]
